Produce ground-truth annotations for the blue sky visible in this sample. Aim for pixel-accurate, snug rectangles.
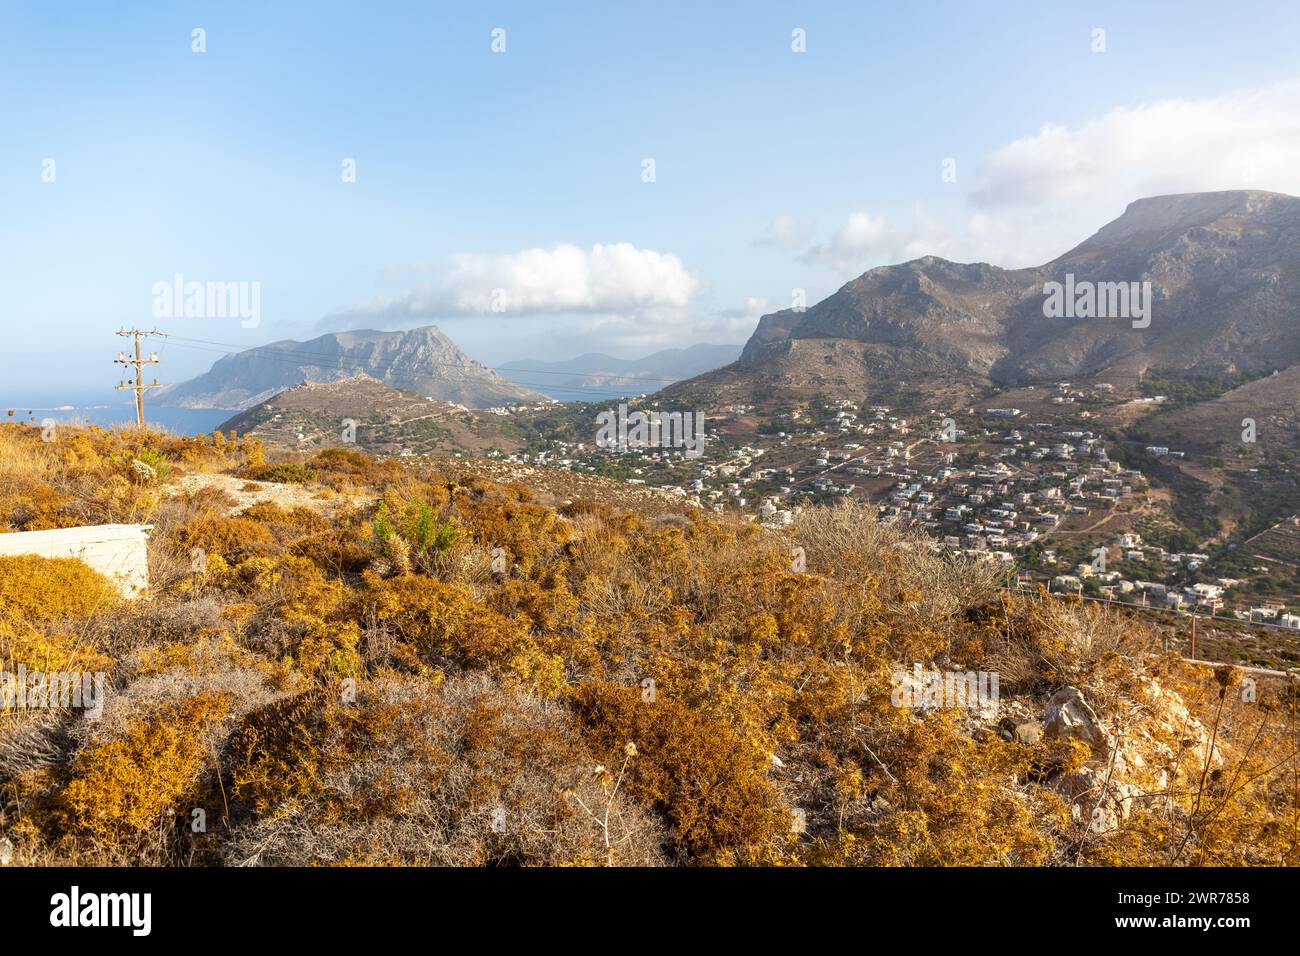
[4,0,1300,397]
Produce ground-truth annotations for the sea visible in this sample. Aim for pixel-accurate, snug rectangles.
[2,388,236,437]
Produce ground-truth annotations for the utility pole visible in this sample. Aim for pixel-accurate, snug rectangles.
[115,328,166,428]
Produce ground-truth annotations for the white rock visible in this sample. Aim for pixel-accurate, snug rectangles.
[1044,686,1112,755]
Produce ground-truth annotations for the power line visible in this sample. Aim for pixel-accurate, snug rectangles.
[114,328,167,428]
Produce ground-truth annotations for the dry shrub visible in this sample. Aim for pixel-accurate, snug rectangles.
[849,714,1059,866]
[361,575,535,672]
[290,529,374,576]
[87,596,230,661]
[0,554,121,626]
[93,634,296,744]
[558,499,614,521]
[8,636,296,861]
[0,424,199,531]
[240,502,329,533]
[56,691,230,847]
[178,485,238,516]
[4,425,1295,869]
[795,499,1000,623]
[252,461,321,485]
[0,618,112,682]
[218,672,665,866]
[564,511,782,646]
[0,424,58,481]
[445,542,502,587]
[0,711,72,783]
[452,485,573,575]
[975,592,1154,696]
[0,477,76,531]
[569,681,787,863]
[307,447,404,490]
[229,502,368,576]
[175,514,275,557]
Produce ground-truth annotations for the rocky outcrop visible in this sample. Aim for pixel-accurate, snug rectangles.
[1038,679,1224,837]
[1044,686,1112,755]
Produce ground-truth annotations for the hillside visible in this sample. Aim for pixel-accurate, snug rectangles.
[1,422,1297,867]
[216,373,528,457]
[666,339,985,413]
[1133,364,1300,458]
[159,326,549,410]
[676,190,1300,406]
[1116,365,1300,571]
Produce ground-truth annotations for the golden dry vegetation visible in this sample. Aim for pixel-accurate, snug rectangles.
[0,422,1297,866]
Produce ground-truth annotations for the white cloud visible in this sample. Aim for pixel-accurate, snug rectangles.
[799,212,892,272]
[799,209,963,274]
[564,311,691,350]
[971,80,1300,208]
[786,80,1300,276]
[346,242,699,320]
[324,243,759,355]
[565,296,762,349]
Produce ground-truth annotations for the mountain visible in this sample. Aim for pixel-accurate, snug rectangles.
[679,190,1300,406]
[1134,363,1300,458]
[160,326,550,410]
[498,344,743,400]
[216,373,525,456]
